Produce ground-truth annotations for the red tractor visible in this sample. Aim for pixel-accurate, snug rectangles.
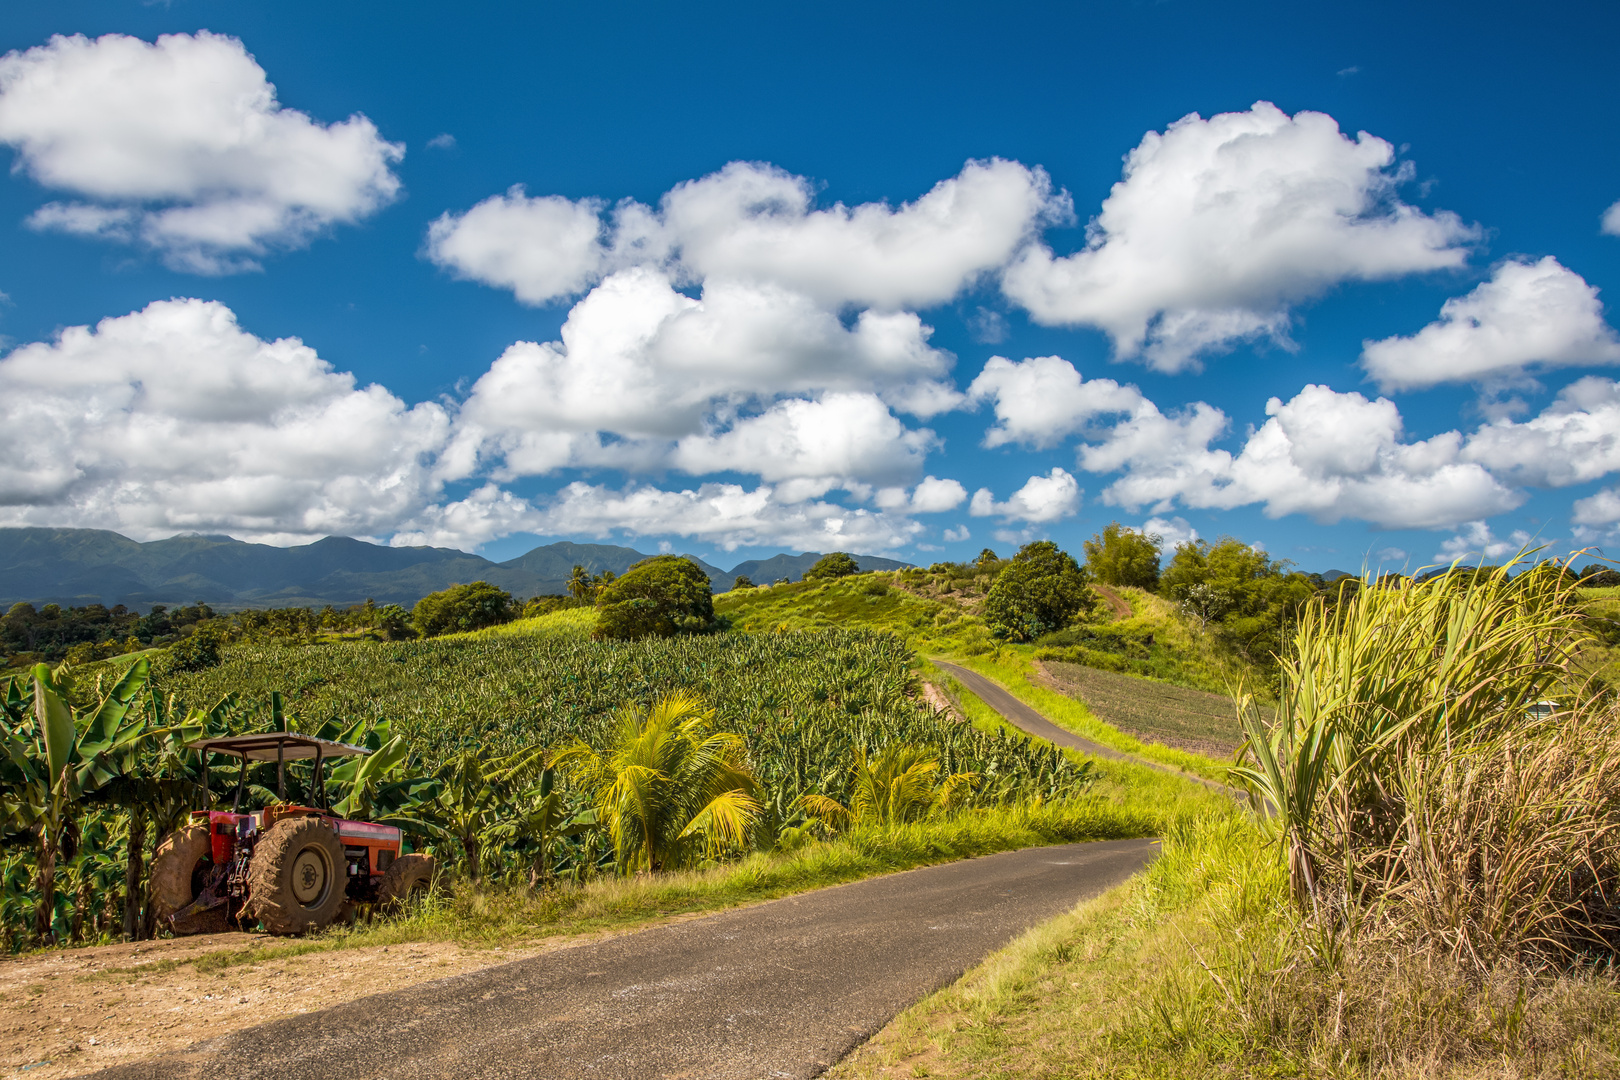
[150,734,439,936]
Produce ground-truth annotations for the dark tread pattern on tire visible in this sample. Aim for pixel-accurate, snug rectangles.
[149,824,212,933]
[248,816,346,935]
[376,854,439,912]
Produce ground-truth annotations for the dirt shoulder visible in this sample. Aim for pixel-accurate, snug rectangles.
[0,919,688,1079]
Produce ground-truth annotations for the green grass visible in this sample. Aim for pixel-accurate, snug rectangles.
[716,572,997,655]
[921,658,1235,829]
[449,605,596,640]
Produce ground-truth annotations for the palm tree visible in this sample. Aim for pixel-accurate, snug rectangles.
[553,692,762,873]
[566,565,595,601]
[801,744,977,830]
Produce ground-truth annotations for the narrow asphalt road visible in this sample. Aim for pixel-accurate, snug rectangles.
[88,838,1157,1080]
[932,660,1241,798]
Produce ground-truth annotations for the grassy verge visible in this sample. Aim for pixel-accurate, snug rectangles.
[937,650,1235,785]
[831,814,1620,1079]
[1040,659,1247,758]
[84,798,1164,980]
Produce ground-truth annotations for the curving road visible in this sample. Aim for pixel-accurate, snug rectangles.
[86,838,1157,1080]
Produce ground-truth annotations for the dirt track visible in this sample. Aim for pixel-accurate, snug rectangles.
[77,839,1157,1080]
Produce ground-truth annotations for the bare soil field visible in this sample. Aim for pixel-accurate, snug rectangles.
[1035,659,1245,759]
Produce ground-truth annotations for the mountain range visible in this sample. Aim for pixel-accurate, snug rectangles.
[0,528,911,611]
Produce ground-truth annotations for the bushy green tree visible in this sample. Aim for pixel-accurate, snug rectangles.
[411,581,514,638]
[1579,563,1620,588]
[1159,537,1317,663]
[1083,522,1162,590]
[593,556,716,640]
[804,552,860,580]
[982,541,1092,642]
[168,624,224,672]
[732,575,755,590]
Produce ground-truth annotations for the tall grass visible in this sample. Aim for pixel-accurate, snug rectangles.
[1232,554,1620,968]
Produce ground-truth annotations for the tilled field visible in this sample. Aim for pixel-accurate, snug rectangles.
[1035,660,1245,759]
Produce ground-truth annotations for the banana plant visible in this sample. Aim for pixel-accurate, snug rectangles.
[432,742,549,881]
[483,769,598,885]
[0,659,158,942]
[328,719,443,836]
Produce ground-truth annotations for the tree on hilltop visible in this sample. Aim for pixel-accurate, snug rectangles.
[412,581,514,637]
[594,556,716,640]
[804,552,860,580]
[983,541,1092,642]
[1083,522,1162,590]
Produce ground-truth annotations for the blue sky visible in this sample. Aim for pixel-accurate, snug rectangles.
[0,1,1616,574]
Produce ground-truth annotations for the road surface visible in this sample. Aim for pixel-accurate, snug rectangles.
[87,838,1157,1080]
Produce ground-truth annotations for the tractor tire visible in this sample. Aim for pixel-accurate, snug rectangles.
[150,824,219,935]
[375,854,440,914]
[248,816,347,935]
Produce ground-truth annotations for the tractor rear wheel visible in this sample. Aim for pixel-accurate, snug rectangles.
[248,816,347,935]
[376,854,440,913]
[150,825,225,935]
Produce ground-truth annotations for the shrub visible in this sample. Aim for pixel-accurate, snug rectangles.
[983,541,1092,642]
[804,552,860,580]
[594,556,716,640]
[412,581,515,638]
[1083,521,1162,590]
[733,575,755,591]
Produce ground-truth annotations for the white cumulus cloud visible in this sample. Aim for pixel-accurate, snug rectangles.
[447,268,956,481]
[530,480,925,553]
[1361,257,1620,390]
[969,468,1081,523]
[0,299,449,543]
[1002,101,1474,372]
[966,354,1142,448]
[1081,384,1519,529]
[1462,376,1620,487]
[1436,521,1533,564]
[0,32,403,273]
[672,393,936,500]
[427,158,1064,310]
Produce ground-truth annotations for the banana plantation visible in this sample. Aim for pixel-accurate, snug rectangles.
[0,628,1091,950]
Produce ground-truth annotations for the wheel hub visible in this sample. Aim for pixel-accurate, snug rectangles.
[291,847,329,906]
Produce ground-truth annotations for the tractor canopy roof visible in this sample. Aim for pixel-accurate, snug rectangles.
[186,733,371,761]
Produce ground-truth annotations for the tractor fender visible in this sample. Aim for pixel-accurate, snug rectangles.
[150,825,224,935]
